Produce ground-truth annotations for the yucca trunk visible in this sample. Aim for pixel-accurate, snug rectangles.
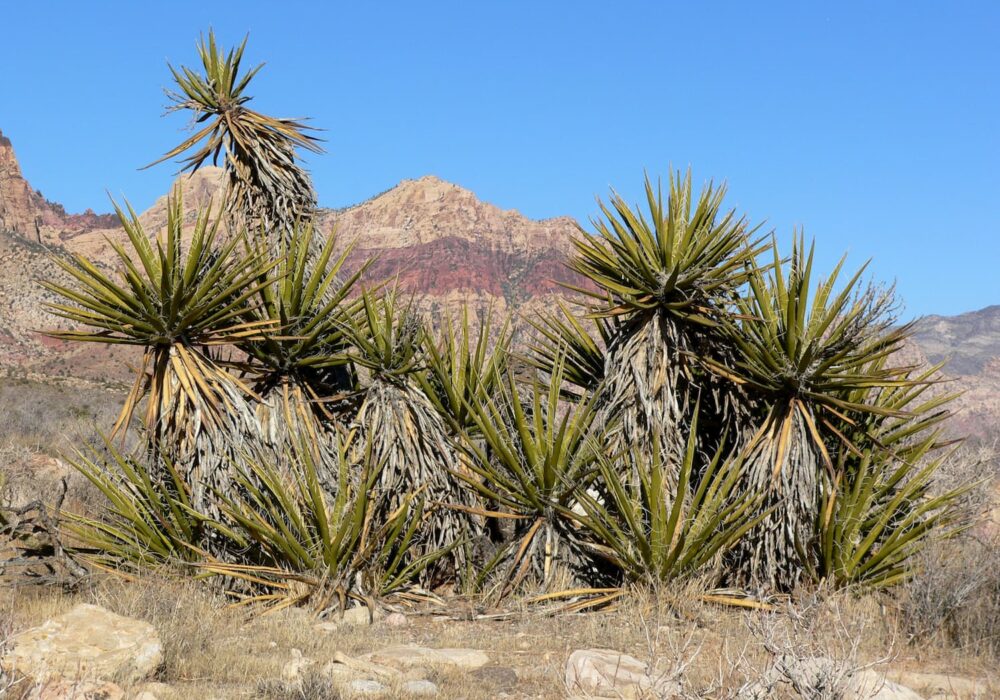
[728,404,822,592]
[133,346,261,563]
[352,378,482,586]
[253,378,355,494]
[598,311,746,500]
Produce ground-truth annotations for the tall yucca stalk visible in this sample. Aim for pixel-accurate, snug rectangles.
[146,31,322,239]
[343,288,481,586]
[238,225,368,489]
[460,357,605,597]
[42,195,273,516]
[720,235,917,591]
[546,171,764,505]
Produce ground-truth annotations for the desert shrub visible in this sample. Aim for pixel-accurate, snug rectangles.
[901,532,1000,657]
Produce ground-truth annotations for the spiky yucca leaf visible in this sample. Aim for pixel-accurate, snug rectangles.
[723,235,921,591]
[460,357,605,596]
[42,194,272,440]
[526,300,617,395]
[343,288,482,586]
[815,438,974,590]
[569,170,764,320]
[242,225,365,391]
[573,412,768,585]
[418,306,512,433]
[64,438,205,570]
[146,31,322,235]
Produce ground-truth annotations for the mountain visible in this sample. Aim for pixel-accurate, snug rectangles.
[0,129,997,438]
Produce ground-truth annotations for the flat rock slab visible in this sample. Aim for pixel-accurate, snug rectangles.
[364,645,490,670]
[565,649,681,699]
[30,679,125,700]
[887,670,993,698]
[3,604,162,684]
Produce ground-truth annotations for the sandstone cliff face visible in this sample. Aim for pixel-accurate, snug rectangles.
[0,129,116,245]
[0,129,45,240]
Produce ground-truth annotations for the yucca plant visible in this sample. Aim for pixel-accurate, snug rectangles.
[42,196,273,517]
[572,411,768,586]
[459,357,606,597]
[147,31,322,238]
[64,437,205,571]
[418,305,512,434]
[719,235,918,591]
[200,433,449,611]
[808,360,969,589]
[342,288,481,586]
[815,437,974,590]
[526,299,617,397]
[238,225,368,490]
[546,171,765,505]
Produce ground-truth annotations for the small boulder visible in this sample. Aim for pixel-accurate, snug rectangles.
[3,604,162,684]
[348,679,389,696]
[341,606,379,626]
[401,679,439,696]
[565,649,680,699]
[383,612,409,628]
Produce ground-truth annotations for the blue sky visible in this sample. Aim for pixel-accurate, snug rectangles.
[1,2,997,317]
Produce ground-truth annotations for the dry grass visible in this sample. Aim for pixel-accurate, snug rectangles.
[5,570,998,699]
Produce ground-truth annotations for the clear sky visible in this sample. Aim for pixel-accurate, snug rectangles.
[1,2,997,318]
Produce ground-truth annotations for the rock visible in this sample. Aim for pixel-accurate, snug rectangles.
[314,621,339,633]
[565,649,681,699]
[851,670,924,700]
[366,645,490,671]
[281,648,314,683]
[30,679,125,700]
[384,612,409,628]
[347,679,389,696]
[329,650,400,680]
[470,666,518,691]
[3,604,162,684]
[129,682,177,700]
[341,606,379,626]
[886,670,991,698]
[401,679,439,696]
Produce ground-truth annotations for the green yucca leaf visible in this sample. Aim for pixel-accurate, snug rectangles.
[342,287,425,378]
[417,305,512,432]
[525,300,619,394]
[572,411,769,584]
[569,170,766,321]
[63,437,205,569]
[458,355,603,594]
[816,439,975,589]
[239,224,368,383]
